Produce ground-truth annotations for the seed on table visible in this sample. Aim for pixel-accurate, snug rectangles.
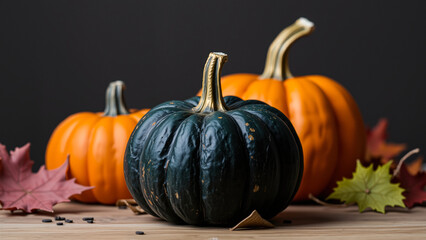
[42,219,52,223]
[65,219,73,223]
[135,231,145,235]
[86,220,94,223]
[55,216,65,221]
[56,222,63,226]
[82,217,94,221]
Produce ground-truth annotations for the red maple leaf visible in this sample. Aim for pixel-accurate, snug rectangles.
[397,163,426,208]
[0,143,92,213]
[366,118,406,165]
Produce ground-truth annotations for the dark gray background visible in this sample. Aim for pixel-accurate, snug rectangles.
[1,0,425,170]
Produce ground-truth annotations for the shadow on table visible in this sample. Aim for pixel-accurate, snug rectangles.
[271,204,415,227]
[345,206,412,214]
[271,209,339,227]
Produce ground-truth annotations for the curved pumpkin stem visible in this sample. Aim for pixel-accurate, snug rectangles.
[260,17,315,80]
[103,80,130,116]
[193,52,229,113]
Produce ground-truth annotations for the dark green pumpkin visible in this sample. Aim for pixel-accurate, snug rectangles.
[124,52,303,226]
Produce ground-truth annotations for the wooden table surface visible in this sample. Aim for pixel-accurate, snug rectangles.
[1,202,425,239]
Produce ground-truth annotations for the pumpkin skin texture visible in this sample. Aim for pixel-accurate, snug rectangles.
[46,81,149,204]
[124,53,303,226]
[200,18,366,201]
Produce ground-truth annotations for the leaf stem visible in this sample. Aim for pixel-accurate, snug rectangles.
[393,148,420,177]
[308,194,350,208]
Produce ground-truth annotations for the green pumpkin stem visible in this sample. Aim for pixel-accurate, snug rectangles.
[193,52,229,113]
[103,80,130,116]
[260,17,315,80]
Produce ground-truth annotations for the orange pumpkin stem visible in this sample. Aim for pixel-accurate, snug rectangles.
[193,52,229,113]
[103,81,130,116]
[260,18,315,80]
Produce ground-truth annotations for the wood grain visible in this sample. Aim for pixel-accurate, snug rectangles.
[1,202,425,239]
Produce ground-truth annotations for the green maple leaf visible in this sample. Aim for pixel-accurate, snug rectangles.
[327,160,406,213]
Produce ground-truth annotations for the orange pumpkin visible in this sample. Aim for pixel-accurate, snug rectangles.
[46,81,149,204]
[199,18,366,201]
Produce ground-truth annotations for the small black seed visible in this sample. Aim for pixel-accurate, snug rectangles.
[56,222,63,226]
[65,219,73,223]
[282,219,292,224]
[86,220,94,223]
[42,219,52,223]
[82,217,94,221]
[118,205,127,209]
[135,231,145,235]
[55,216,65,221]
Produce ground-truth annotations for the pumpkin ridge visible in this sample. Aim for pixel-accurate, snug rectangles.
[270,79,290,116]
[140,111,192,223]
[166,114,204,224]
[109,117,121,201]
[124,108,177,217]
[227,109,281,218]
[87,117,118,204]
[303,76,344,194]
[197,113,209,224]
[281,81,291,119]
[66,115,100,178]
[129,105,187,160]
[287,78,339,199]
[237,105,303,211]
[124,106,186,216]
[113,116,137,200]
[65,114,100,202]
[199,111,249,225]
[46,113,91,170]
[222,110,252,219]
[305,75,366,196]
[108,117,120,202]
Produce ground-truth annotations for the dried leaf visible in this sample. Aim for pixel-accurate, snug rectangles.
[367,118,388,153]
[0,143,92,213]
[327,160,406,213]
[375,144,407,164]
[229,210,274,231]
[116,199,146,214]
[366,119,406,164]
[406,157,424,176]
[397,164,426,208]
